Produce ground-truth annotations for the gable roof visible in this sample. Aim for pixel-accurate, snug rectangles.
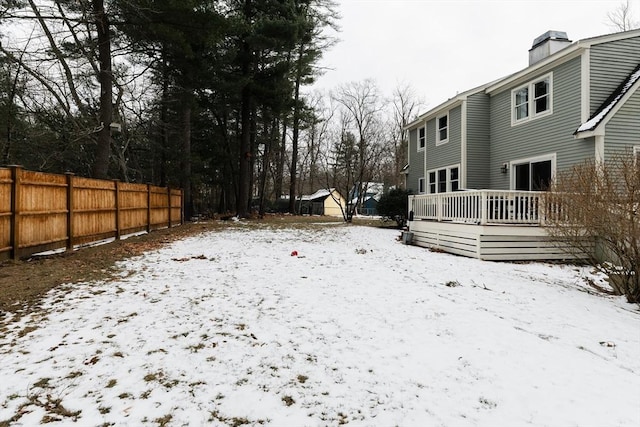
[486,28,640,95]
[405,28,640,132]
[574,63,640,136]
[300,188,339,201]
[404,80,500,130]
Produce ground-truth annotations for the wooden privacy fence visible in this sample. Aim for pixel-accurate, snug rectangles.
[0,166,183,261]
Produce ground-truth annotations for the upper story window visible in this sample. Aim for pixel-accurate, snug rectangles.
[512,73,553,125]
[436,113,448,145]
[418,127,426,151]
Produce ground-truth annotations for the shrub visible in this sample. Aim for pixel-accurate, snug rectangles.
[377,188,411,227]
[544,150,639,303]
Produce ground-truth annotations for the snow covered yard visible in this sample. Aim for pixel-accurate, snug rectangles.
[1,222,639,427]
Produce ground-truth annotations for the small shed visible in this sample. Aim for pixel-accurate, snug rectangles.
[298,188,345,217]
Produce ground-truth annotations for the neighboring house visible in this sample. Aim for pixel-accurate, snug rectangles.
[298,188,346,217]
[404,29,640,260]
[350,182,385,216]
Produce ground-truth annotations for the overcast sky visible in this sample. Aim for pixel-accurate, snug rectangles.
[310,0,635,109]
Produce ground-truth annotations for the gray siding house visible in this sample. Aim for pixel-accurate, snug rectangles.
[404,29,640,260]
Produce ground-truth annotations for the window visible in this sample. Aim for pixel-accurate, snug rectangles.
[512,73,552,125]
[450,167,459,191]
[428,171,436,194]
[438,169,447,193]
[514,87,528,120]
[512,156,554,191]
[634,146,640,164]
[436,114,448,145]
[427,165,460,193]
[418,177,425,194]
[418,127,426,151]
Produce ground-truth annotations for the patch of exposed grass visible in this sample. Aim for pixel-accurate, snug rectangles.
[144,373,158,382]
[32,378,51,389]
[297,374,308,384]
[154,414,172,426]
[187,342,205,353]
[17,325,39,338]
[106,379,117,388]
[282,395,295,406]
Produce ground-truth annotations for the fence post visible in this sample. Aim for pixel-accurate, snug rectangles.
[180,189,184,224]
[147,184,152,233]
[66,172,74,251]
[114,180,121,240]
[9,165,22,260]
[167,186,172,228]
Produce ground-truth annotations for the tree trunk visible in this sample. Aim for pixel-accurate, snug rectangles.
[180,92,193,220]
[274,117,286,201]
[288,42,305,213]
[91,0,113,179]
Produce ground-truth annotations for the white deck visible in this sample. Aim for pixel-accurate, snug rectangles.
[408,191,582,261]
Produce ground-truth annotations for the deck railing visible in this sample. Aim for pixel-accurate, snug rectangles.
[409,190,563,226]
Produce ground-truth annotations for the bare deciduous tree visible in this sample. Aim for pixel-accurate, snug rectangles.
[607,0,639,31]
[327,79,386,222]
[544,151,639,303]
[389,82,423,189]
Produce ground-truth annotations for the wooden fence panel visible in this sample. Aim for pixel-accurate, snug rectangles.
[0,169,11,259]
[170,188,183,224]
[18,170,68,256]
[72,177,117,245]
[119,182,149,234]
[0,167,182,260]
[149,185,169,229]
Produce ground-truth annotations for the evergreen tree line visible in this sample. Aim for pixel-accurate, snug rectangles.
[0,0,421,219]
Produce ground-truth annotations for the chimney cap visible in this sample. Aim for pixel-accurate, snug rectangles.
[532,30,571,48]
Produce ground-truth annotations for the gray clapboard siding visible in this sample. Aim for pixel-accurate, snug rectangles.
[489,56,593,189]
[590,36,640,115]
[407,128,424,193]
[604,88,640,159]
[466,93,491,189]
[426,105,462,171]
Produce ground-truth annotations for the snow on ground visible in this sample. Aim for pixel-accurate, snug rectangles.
[1,223,639,427]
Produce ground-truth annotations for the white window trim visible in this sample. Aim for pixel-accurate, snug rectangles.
[509,153,556,190]
[511,72,553,126]
[427,164,461,193]
[418,126,426,152]
[436,112,449,146]
[418,177,426,194]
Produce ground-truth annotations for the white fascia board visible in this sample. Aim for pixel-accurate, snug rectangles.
[487,47,583,95]
[405,98,463,131]
[574,77,640,139]
[404,82,495,130]
[487,29,640,96]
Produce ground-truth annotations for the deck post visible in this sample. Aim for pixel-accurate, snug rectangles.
[480,191,488,225]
